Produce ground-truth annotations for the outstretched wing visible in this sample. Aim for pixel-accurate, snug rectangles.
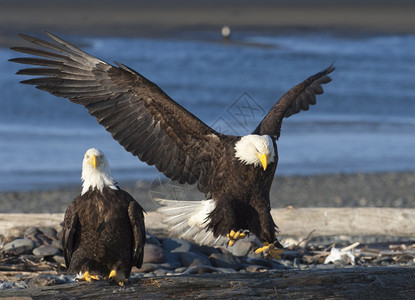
[10,32,223,193]
[253,65,334,139]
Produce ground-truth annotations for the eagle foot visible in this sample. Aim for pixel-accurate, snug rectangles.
[255,242,284,259]
[76,270,100,282]
[108,269,128,287]
[227,229,249,246]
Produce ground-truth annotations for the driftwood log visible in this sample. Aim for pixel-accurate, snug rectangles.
[0,266,414,299]
[1,207,415,237]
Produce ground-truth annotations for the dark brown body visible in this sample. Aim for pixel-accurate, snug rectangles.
[207,137,279,243]
[62,187,145,278]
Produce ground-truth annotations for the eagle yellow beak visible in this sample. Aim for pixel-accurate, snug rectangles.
[257,153,268,171]
[90,155,98,169]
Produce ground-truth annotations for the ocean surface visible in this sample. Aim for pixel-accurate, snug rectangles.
[1,32,414,191]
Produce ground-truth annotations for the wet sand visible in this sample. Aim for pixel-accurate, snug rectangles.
[1,172,414,213]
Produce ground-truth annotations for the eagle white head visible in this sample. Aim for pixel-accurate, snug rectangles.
[234,135,275,170]
[81,148,118,195]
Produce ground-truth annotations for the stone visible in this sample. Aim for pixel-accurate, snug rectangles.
[33,245,62,257]
[24,226,41,237]
[162,250,181,269]
[180,251,211,268]
[162,238,192,253]
[52,239,63,250]
[24,233,46,247]
[225,240,254,257]
[134,263,159,273]
[208,253,243,270]
[4,238,36,255]
[174,267,188,273]
[53,255,66,265]
[143,244,164,264]
[153,269,169,276]
[245,264,270,273]
[39,227,58,239]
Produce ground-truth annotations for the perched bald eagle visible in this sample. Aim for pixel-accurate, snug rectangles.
[11,32,333,256]
[62,148,145,286]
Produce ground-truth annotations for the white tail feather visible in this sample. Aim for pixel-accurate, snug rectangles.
[154,198,228,246]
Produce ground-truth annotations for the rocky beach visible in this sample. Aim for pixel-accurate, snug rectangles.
[1,0,415,298]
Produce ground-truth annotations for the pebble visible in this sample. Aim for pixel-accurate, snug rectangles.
[52,239,63,250]
[24,226,41,237]
[4,238,36,255]
[160,250,181,269]
[225,240,254,257]
[38,227,58,240]
[208,252,244,270]
[153,269,169,277]
[245,264,270,272]
[143,244,164,264]
[33,245,62,257]
[134,263,157,273]
[26,232,53,247]
[180,251,211,267]
[53,255,66,265]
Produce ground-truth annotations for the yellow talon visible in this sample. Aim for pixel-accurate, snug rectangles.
[227,229,248,247]
[108,269,117,279]
[108,269,128,287]
[76,270,100,282]
[255,242,284,259]
[234,231,246,240]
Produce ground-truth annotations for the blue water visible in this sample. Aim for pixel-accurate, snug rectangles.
[1,32,414,191]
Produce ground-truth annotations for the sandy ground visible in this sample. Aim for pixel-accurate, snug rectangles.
[1,0,415,47]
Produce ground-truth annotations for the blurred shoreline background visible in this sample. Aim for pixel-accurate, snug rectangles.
[1,0,415,46]
[0,0,414,211]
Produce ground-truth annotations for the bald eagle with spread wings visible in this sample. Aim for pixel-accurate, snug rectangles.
[11,32,333,257]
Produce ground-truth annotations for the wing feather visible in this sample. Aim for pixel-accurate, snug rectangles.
[11,32,223,193]
[253,64,334,139]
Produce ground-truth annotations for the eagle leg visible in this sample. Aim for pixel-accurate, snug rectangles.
[254,242,284,259]
[76,270,100,282]
[227,229,249,246]
[108,269,128,287]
